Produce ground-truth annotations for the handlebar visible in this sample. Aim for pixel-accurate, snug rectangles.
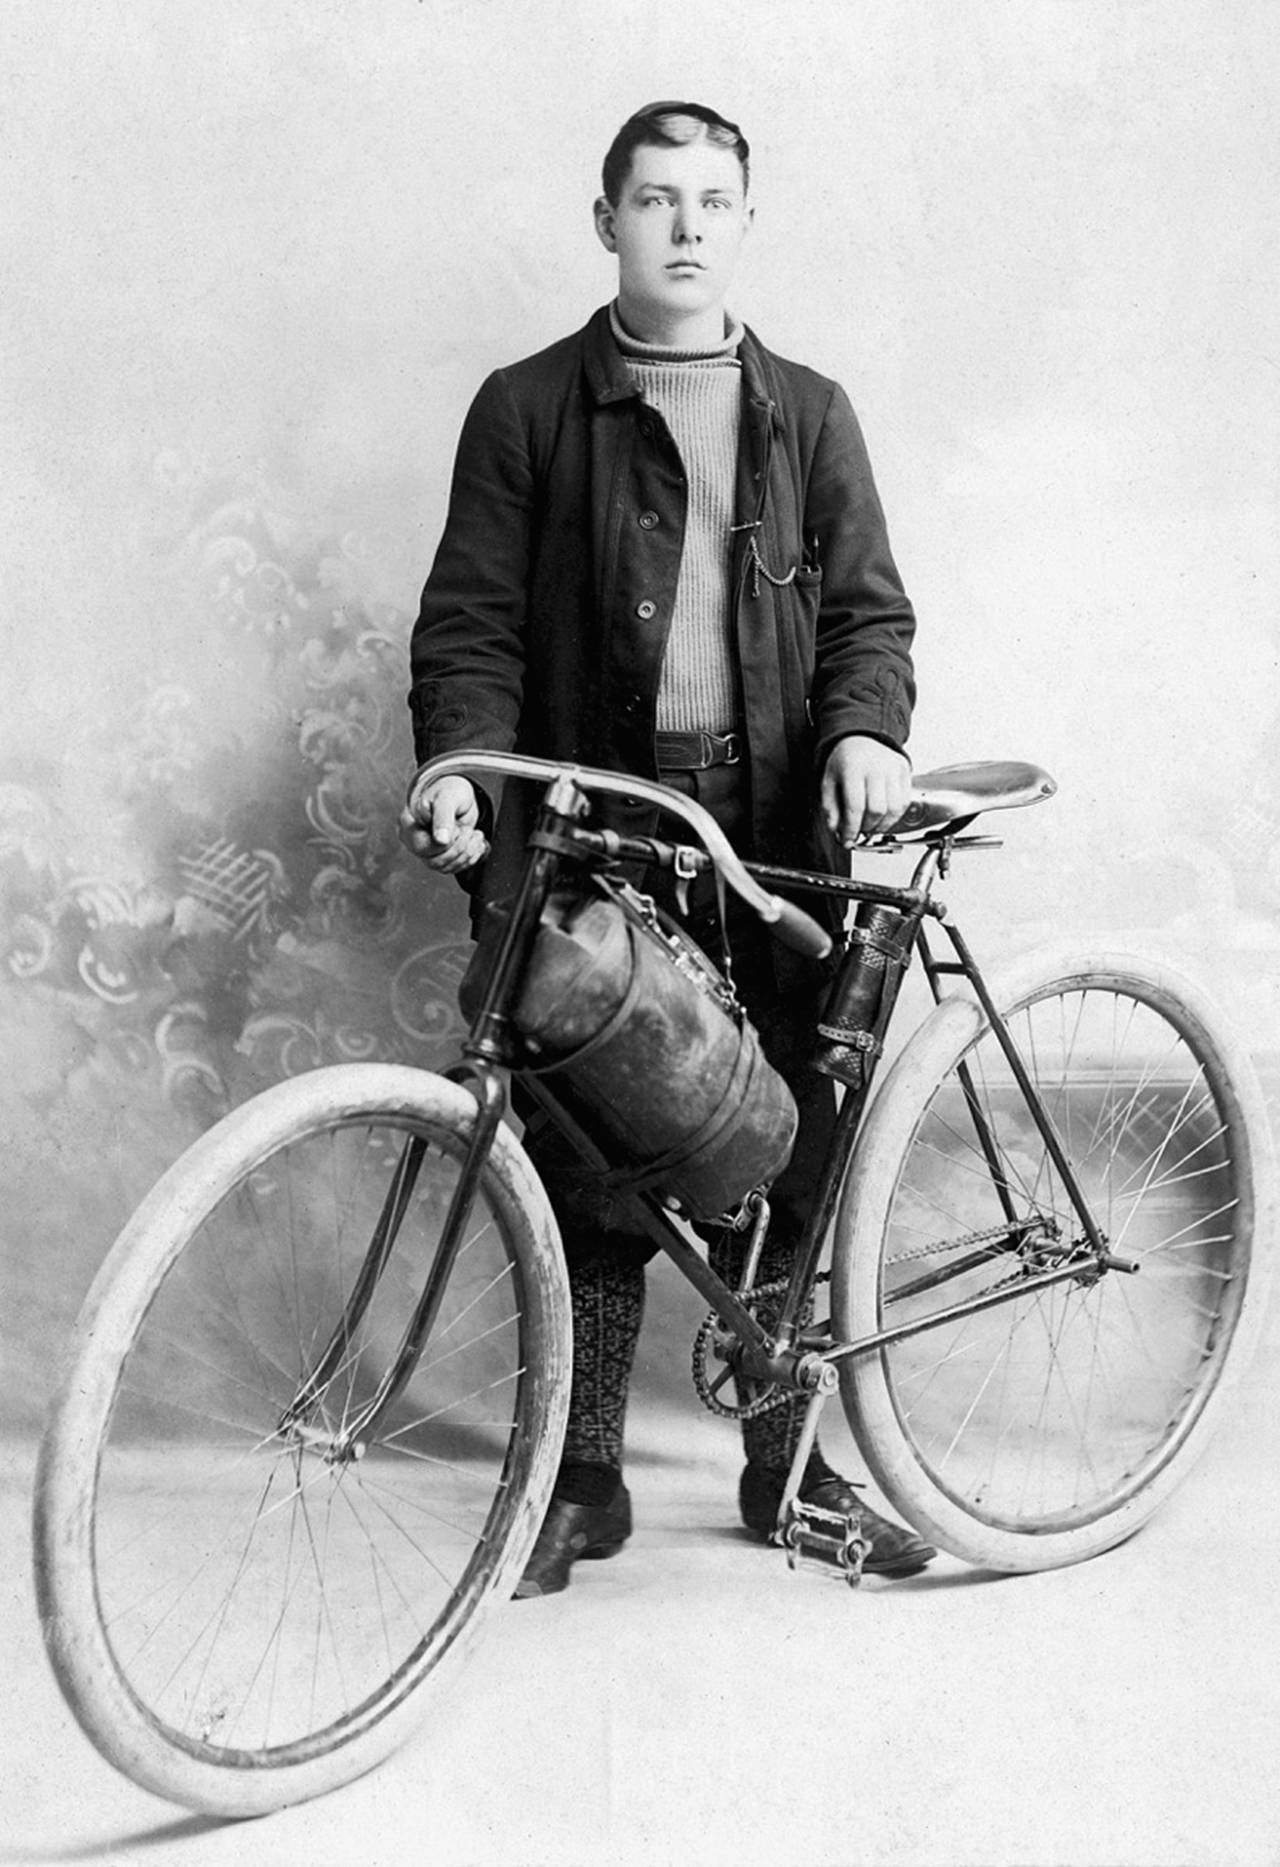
[406,751,834,961]
[408,750,1057,966]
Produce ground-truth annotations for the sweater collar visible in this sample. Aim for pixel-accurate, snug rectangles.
[607,299,744,363]
[582,304,784,432]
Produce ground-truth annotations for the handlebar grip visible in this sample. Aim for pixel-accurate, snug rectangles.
[764,894,832,961]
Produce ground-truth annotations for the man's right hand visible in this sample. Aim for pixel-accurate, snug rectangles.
[398,776,488,874]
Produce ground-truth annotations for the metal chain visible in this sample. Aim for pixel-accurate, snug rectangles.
[883,1218,1041,1268]
[693,1220,1048,1419]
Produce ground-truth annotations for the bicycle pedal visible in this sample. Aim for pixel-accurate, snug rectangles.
[779,1499,869,1587]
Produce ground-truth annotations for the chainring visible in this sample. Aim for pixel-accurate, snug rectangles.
[691,1279,793,1421]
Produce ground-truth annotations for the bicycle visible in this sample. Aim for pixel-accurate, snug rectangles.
[32,750,1275,1816]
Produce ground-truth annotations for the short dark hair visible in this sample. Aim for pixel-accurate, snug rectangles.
[601,100,750,207]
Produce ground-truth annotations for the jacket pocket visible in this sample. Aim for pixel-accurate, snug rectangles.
[776,568,821,762]
[789,566,822,689]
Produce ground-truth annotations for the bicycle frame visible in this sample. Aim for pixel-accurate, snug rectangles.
[300,752,1133,1456]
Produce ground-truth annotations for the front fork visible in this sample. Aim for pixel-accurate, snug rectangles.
[277,1060,509,1462]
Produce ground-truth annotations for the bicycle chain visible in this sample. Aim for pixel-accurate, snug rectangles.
[694,1220,1052,1420]
[882,1218,1043,1268]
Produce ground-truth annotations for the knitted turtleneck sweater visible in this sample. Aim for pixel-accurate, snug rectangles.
[609,302,744,734]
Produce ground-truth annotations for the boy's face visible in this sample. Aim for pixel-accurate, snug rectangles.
[594,136,752,334]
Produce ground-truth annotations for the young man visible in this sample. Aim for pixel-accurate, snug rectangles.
[401,101,934,1591]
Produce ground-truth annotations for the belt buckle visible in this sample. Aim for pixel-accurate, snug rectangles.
[720,731,742,767]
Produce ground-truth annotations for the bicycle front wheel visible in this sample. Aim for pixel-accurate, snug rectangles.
[33,1064,570,1815]
[833,950,1274,1571]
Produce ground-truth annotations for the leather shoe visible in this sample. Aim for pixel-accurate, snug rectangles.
[739,1460,937,1577]
[513,1486,632,1598]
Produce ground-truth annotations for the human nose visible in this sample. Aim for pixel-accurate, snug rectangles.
[672,201,702,244]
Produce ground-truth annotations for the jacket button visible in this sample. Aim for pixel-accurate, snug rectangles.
[636,600,657,620]
[638,510,659,530]
[639,419,656,439]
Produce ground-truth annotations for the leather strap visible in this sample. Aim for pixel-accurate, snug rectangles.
[654,729,743,770]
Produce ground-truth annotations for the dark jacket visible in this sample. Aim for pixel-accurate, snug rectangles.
[409,305,916,913]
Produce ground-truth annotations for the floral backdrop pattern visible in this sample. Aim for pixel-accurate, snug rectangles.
[0,459,471,1424]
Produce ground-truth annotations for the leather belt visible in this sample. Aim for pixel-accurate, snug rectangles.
[654,729,743,770]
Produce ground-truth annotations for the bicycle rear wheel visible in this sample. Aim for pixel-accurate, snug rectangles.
[33,1064,569,1815]
[833,951,1274,1571]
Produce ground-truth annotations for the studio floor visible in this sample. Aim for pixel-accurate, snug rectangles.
[3,1333,1280,1867]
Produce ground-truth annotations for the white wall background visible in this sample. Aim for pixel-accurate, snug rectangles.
[3,0,1278,1415]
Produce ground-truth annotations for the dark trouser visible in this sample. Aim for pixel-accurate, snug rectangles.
[518,762,837,1485]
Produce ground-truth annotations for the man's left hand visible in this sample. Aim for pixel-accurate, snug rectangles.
[821,735,912,846]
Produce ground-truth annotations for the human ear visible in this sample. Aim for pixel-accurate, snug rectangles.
[593,195,617,253]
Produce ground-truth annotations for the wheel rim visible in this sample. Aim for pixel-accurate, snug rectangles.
[875,980,1251,1534]
[88,1112,539,1767]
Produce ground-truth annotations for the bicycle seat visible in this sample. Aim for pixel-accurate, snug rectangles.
[892,761,1057,837]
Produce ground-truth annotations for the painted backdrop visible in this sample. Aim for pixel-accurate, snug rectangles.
[3,0,1278,1426]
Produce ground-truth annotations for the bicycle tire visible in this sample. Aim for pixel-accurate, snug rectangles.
[33,1064,570,1815]
[832,949,1274,1571]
